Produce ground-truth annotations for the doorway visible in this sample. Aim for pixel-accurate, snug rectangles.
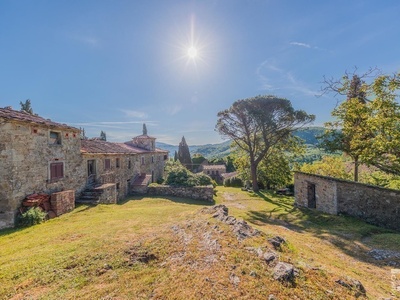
[307,183,316,208]
[87,160,96,185]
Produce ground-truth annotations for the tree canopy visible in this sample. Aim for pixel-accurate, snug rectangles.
[320,71,400,177]
[216,95,315,191]
[20,99,34,115]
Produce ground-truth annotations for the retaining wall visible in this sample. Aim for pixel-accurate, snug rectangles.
[147,185,214,202]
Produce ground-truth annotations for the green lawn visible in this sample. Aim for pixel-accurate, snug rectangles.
[1,187,399,299]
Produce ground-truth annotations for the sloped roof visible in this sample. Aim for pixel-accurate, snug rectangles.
[133,134,156,139]
[0,107,79,131]
[202,165,227,170]
[81,139,168,154]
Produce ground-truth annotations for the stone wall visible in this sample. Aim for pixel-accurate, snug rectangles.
[294,172,400,231]
[147,185,214,202]
[294,172,338,215]
[0,121,84,229]
[96,183,117,204]
[50,190,75,216]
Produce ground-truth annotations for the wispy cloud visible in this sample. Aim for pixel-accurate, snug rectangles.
[256,60,318,96]
[290,41,311,48]
[119,109,148,119]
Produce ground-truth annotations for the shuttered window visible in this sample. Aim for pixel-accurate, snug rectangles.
[105,159,111,170]
[50,162,64,180]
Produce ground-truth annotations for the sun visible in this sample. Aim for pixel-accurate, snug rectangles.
[187,46,198,59]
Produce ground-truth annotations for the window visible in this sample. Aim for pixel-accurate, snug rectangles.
[49,131,61,145]
[116,158,120,168]
[141,156,145,165]
[50,162,64,180]
[116,183,120,190]
[128,160,131,169]
[105,159,111,170]
[151,156,154,163]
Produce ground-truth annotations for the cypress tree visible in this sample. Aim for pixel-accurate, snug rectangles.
[178,136,192,170]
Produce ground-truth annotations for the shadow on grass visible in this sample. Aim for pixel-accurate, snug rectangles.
[243,190,398,267]
[120,194,215,206]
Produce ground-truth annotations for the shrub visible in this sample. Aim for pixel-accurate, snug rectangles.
[164,161,213,187]
[17,207,47,227]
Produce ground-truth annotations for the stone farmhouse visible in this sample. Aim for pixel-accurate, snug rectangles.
[0,107,168,229]
[201,164,226,184]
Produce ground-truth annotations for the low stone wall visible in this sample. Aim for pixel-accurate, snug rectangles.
[147,185,214,202]
[294,172,400,231]
[50,190,75,216]
[96,183,117,204]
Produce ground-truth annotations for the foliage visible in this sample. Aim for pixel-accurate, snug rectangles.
[177,136,192,170]
[321,71,400,178]
[216,95,315,191]
[17,207,47,227]
[223,176,243,187]
[19,99,34,115]
[232,135,305,190]
[163,161,213,187]
[299,156,352,180]
[100,130,107,141]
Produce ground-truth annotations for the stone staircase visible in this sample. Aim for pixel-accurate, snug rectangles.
[76,187,103,205]
[131,173,153,194]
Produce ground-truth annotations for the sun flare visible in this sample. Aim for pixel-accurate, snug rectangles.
[187,46,198,58]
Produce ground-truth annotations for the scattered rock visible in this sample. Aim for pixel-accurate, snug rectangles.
[202,205,259,241]
[268,236,286,250]
[273,262,299,284]
[250,270,257,277]
[268,294,277,300]
[335,277,366,297]
[368,249,400,260]
[229,273,240,286]
[263,251,278,265]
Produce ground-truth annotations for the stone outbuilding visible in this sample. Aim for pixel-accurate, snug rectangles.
[201,165,226,184]
[0,106,168,229]
[294,171,400,231]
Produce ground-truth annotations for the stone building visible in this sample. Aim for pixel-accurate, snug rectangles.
[294,171,400,231]
[0,107,168,229]
[201,165,226,184]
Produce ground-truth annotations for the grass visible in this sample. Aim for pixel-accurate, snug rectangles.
[0,187,399,299]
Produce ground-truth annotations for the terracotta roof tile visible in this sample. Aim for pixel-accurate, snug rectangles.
[0,107,79,131]
[81,139,168,154]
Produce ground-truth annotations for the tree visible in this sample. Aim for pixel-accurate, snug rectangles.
[178,136,192,170]
[216,95,315,191]
[143,123,148,135]
[173,151,178,162]
[321,70,400,177]
[320,74,371,181]
[100,131,107,141]
[20,99,34,115]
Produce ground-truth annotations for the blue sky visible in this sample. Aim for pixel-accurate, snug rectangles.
[1,0,400,145]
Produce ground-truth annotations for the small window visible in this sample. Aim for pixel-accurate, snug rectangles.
[116,158,120,168]
[128,160,131,169]
[141,156,145,165]
[49,131,61,145]
[105,159,111,170]
[50,162,64,180]
[116,183,120,190]
[151,156,154,163]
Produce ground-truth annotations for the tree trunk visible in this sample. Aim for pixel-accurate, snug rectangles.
[250,162,259,192]
[354,157,359,182]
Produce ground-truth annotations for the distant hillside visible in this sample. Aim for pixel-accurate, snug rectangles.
[156,140,232,160]
[292,126,325,145]
[157,127,326,160]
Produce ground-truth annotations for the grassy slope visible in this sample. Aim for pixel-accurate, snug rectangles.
[1,188,399,299]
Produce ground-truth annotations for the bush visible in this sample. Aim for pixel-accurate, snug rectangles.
[164,161,213,187]
[17,207,47,227]
[224,177,243,187]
